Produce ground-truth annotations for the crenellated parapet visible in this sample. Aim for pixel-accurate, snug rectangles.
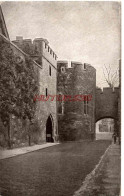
[96,87,119,95]
[57,60,96,95]
[12,36,57,67]
[57,60,96,72]
[96,87,119,122]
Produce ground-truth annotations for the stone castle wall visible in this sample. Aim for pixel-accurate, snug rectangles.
[57,61,96,141]
[95,87,119,122]
[12,37,57,66]
[0,6,121,147]
[29,38,58,142]
[13,37,58,144]
[0,34,58,147]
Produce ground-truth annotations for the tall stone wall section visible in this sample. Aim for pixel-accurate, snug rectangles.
[57,61,96,141]
[0,35,58,147]
[95,87,119,122]
[33,39,58,142]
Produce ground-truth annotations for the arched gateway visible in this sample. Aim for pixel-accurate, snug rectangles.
[95,87,119,122]
[46,115,54,142]
[95,87,119,138]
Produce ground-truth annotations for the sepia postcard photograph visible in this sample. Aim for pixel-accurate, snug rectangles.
[0,1,121,196]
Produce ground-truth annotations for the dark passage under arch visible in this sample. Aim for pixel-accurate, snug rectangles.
[46,116,54,142]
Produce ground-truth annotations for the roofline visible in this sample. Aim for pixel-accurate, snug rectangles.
[57,60,68,64]
[71,61,82,65]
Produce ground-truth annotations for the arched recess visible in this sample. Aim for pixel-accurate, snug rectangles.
[46,114,54,142]
[95,116,116,123]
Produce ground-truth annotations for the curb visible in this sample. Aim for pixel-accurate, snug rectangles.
[73,144,111,196]
[0,143,60,160]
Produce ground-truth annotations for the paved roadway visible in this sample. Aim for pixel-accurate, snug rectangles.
[96,132,113,140]
[74,144,120,196]
[0,140,111,196]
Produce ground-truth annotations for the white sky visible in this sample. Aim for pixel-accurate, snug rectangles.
[1,1,121,88]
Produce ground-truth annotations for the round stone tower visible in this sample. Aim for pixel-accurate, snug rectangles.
[57,61,96,141]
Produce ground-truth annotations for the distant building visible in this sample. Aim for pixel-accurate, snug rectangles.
[99,119,114,133]
[95,118,114,140]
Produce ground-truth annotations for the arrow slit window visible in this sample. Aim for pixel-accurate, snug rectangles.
[84,99,88,114]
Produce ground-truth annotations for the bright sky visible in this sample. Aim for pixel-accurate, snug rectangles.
[1,1,121,88]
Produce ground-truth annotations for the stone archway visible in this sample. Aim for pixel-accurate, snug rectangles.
[95,87,119,122]
[95,117,115,140]
[46,115,54,142]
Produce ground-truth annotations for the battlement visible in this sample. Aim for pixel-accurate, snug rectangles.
[103,87,113,93]
[96,87,119,95]
[12,36,57,61]
[57,60,95,75]
[57,60,83,68]
[113,87,119,94]
[33,38,49,44]
[58,60,94,68]
[71,61,82,65]
[96,87,119,122]
[96,88,103,94]
[57,60,68,64]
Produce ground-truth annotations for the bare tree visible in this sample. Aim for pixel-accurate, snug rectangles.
[103,64,119,88]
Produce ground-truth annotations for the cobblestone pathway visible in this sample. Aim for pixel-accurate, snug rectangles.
[74,144,121,196]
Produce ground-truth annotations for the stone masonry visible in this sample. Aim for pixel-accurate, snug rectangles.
[57,61,96,141]
[96,87,119,122]
[12,37,58,143]
[0,5,121,146]
[0,32,58,146]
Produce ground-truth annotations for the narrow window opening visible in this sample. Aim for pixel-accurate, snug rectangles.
[46,88,48,97]
[84,97,88,114]
[49,65,51,76]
